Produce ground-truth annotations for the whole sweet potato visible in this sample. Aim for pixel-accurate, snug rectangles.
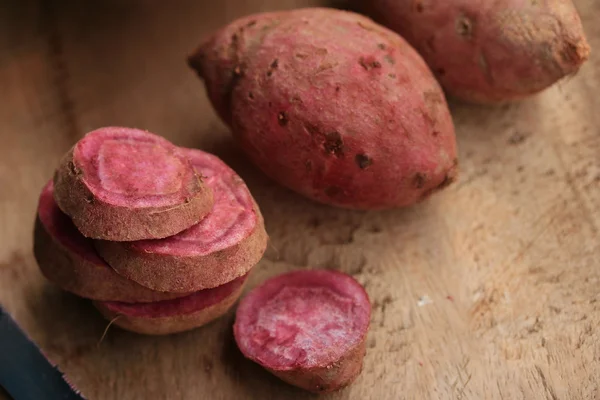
[189,8,458,210]
[363,0,590,103]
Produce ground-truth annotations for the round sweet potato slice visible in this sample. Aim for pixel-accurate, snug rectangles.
[94,273,249,335]
[34,181,187,303]
[95,149,268,293]
[234,269,371,393]
[53,127,214,241]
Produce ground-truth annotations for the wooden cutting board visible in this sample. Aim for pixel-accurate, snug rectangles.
[1,0,599,398]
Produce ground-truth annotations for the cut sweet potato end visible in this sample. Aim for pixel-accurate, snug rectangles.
[72,126,203,208]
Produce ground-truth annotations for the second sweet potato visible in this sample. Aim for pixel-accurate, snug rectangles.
[363,0,590,103]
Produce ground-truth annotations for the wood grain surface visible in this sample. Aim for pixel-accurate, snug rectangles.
[0,0,599,399]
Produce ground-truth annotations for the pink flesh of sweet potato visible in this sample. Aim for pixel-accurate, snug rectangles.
[53,127,213,241]
[189,8,458,210]
[99,273,248,318]
[75,128,189,207]
[35,181,186,302]
[234,269,371,393]
[95,148,267,293]
[365,0,590,103]
[134,151,256,255]
[94,273,249,335]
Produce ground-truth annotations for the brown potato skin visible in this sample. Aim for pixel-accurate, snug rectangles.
[364,0,590,103]
[269,336,368,394]
[33,217,187,303]
[94,198,268,293]
[53,149,214,241]
[93,280,246,335]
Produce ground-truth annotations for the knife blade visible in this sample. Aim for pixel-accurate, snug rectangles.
[0,306,86,400]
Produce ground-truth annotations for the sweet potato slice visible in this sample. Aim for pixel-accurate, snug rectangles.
[95,149,267,293]
[94,273,249,335]
[34,181,187,303]
[53,127,213,241]
[234,269,371,393]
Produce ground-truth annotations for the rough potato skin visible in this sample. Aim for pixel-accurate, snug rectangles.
[269,339,367,393]
[34,218,187,303]
[364,0,590,103]
[53,127,214,241]
[93,276,247,335]
[95,201,266,293]
[189,8,458,210]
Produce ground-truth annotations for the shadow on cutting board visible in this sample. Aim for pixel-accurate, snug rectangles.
[26,284,107,364]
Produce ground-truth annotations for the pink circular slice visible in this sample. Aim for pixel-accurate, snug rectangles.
[95,148,267,293]
[79,129,186,207]
[234,270,371,371]
[53,127,213,241]
[34,181,186,303]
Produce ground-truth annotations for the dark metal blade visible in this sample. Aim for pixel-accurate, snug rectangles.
[0,306,86,400]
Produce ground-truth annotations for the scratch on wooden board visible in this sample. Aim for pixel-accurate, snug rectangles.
[454,168,488,190]
[551,141,599,235]
[41,0,80,142]
[505,200,566,269]
[535,365,558,400]
[509,213,557,266]
[497,380,506,400]
[470,202,562,323]
[449,357,472,400]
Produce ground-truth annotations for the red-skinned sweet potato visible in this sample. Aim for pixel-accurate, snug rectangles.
[363,0,590,103]
[95,273,249,335]
[188,8,458,210]
[95,148,268,293]
[34,181,187,303]
[53,127,214,241]
[234,269,371,393]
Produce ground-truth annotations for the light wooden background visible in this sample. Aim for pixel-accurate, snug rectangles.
[0,0,599,399]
